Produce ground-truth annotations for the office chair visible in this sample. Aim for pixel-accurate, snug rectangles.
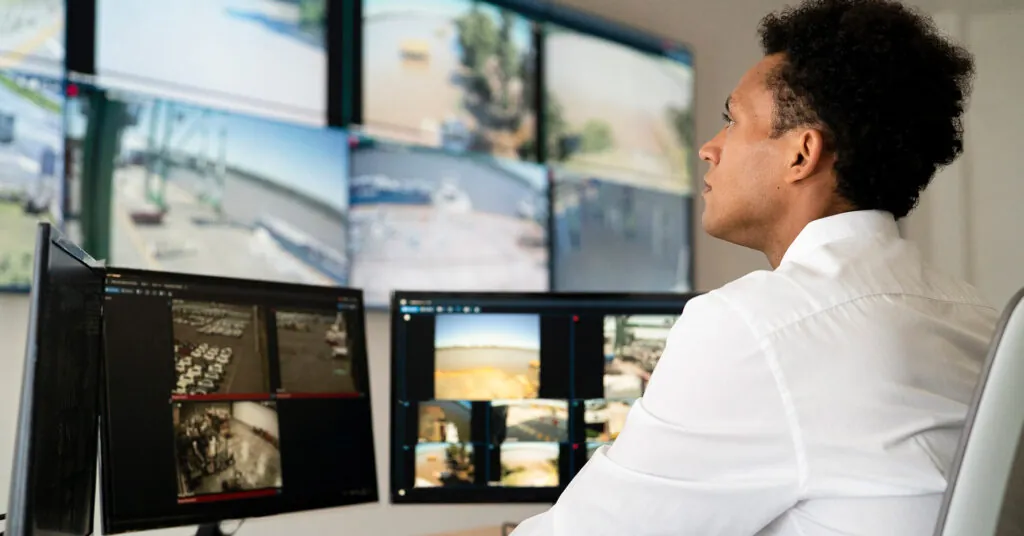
[933,287,1024,536]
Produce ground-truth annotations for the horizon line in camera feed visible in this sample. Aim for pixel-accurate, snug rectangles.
[584,398,633,442]
[603,314,675,399]
[0,0,64,77]
[171,300,271,398]
[0,69,62,291]
[418,400,472,443]
[105,90,350,287]
[415,442,475,488]
[492,400,568,444]
[349,136,548,307]
[97,0,327,119]
[553,167,693,293]
[496,442,559,488]
[362,0,537,160]
[434,313,541,401]
[544,24,694,195]
[275,309,360,396]
[173,400,283,503]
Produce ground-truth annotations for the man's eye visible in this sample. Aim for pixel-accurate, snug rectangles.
[722,113,735,125]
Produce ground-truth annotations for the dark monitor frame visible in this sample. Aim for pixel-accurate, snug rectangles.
[7,222,103,536]
[388,289,699,504]
[96,267,378,534]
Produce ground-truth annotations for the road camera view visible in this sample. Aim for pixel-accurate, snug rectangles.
[349,138,548,307]
[362,0,536,160]
[583,399,633,442]
[414,442,475,488]
[97,0,326,118]
[0,70,61,290]
[434,313,541,400]
[491,400,567,443]
[553,170,691,292]
[173,401,283,499]
[498,442,559,487]
[0,0,64,76]
[603,314,675,399]
[171,300,270,396]
[107,92,349,287]
[418,400,472,443]
[275,309,358,394]
[545,25,694,194]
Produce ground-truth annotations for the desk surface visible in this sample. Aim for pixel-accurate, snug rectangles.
[427,526,505,536]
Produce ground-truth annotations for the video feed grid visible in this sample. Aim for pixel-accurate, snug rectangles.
[433,313,542,401]
[348,136,549,308]
[105,90,349,288]
[170,299,271,400]
[172,400,284,504]
[273,307,362,398]
[360,0,538,161]
[0,69,63,291]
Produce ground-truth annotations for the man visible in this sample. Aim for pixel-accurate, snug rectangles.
[512,0,998,534]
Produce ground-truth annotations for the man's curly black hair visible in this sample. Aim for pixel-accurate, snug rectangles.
[758,0,974,219]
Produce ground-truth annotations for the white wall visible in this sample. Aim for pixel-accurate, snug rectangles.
[232,402,280,440]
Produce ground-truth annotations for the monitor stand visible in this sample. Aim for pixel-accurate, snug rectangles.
[196,523,226,536]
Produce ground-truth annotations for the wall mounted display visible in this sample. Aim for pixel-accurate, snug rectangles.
[0,0,65,77]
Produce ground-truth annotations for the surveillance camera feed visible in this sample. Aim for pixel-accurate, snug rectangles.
[97,0,327,120]
[583,399,632,442]
[0,70,62,291]
[415,442,474,488]
[418,401,472,443]
[544,24,694,194]
[434,313,541,401]
[172,400,283,501]
[362,0,537,160]
[498,442,559,488]
[171,300,270,397]
[603,314,674,399]
[491,400,567,443]
[0,0,65,76]
[349,137,548,307]
[275,309,359,395]
[553,169,692,292]
[107,92,349,287]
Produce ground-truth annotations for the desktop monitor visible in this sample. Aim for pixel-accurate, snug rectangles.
[7,222,104,536]
[389,290,698,503]
[98,269,377,533]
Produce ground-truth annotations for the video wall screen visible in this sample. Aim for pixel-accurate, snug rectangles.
[349,135,548,308]
[100,90,349,287]
[0,69,63,291]
[390,291,695,503]
[543,24,694,195]
[95,0,327,123]
[552,168,692,292]
[0,0,65,77]
[100,269,376,533]
[361,0,537,160]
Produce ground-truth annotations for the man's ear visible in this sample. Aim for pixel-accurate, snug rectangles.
[785,127,827,184]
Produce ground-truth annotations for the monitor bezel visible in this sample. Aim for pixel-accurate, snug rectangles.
[387,289,700,504]
[97,267,378,534]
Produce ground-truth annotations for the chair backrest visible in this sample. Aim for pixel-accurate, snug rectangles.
[934,288,1024,536]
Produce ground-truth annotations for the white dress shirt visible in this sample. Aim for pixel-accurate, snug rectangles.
[512,210,999,536]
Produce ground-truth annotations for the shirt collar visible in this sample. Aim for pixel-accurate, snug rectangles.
[779,210,900,266]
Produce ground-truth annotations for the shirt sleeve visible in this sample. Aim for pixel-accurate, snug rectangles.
[512,292,803,536]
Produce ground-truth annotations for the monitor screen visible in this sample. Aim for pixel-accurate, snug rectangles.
[0,70,64,291]
[349,135,549,308]
[361,0,538,160]
[389,291,696,503]
[552,168,692,292]
[101,89,349,287]
[7,223,103,536]
[0,0,65,77]
[99,269,377,533]
[95,0,327,125]
[543,24,694,194]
